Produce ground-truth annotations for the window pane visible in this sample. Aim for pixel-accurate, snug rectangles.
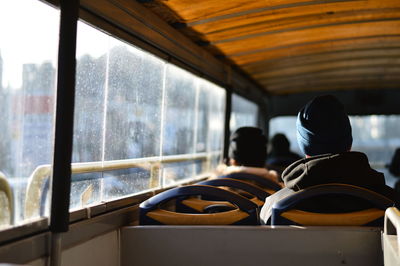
[208,83,226,152]
[161,65,197,183]
[72,22,165,208]
[103,167,152,200]
[162,161,195,187]
[74,22,108,163]
[194,80,225,173]
[72,22,109,210]
[162,64,197,156]
[0,0,59,225]
[196,85,209,154]
[104,40,163,161]
[230,94,258,132]
[204,81,225,169]
[72,22,227,207]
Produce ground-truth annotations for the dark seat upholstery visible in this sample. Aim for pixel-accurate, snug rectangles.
[139,185,259,225]
[220,172,281,192]
[271,183,394,226]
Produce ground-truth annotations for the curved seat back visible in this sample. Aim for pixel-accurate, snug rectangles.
[175,178,270,213]
[272,183,394,226]
[0,173,13,226]
[198,178,270,205]
[140,185,259,225]
[220,172,281,192]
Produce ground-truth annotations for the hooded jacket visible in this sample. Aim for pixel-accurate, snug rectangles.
[260,152,398,224]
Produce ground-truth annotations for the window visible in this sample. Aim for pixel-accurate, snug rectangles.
[230,94,258,132]
[269,115,400,188]
[69,21,226,209]
[0,0,59,226]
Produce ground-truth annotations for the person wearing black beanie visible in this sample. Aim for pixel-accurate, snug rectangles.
[216,127,281,185]
[296,95,352,156]
[229,127,268,167]
[260,95,399,224]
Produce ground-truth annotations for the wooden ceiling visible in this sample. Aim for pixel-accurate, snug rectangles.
[140,0,400,95]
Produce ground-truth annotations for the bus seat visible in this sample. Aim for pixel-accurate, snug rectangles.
[176,178,269,214]
[383,207,400,266]
[178,198,236,213]
[24,165,51,219]
[272,183,394,226]
[220,172,281,193]
[139,185,259,225]
[197,178,270,207]
[0,173,14,226]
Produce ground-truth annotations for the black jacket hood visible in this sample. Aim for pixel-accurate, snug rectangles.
[282,152,385,191]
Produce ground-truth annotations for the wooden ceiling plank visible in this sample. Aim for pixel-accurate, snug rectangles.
[242,47,400,72]
[188,0,363,26]
[191,0,400,34]
[264,75,400,90]
[266,80,400,94]
[230,35,400,65]
[260,67,400,85]
[216,20,400,55]
[156,0,358,23]
[205,9,400,43]
[253,58,400,79]
[245,53,400,76]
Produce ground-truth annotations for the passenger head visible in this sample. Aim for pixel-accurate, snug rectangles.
[229,127,267,167]
[296,95,352,156]
[269,133,290,155]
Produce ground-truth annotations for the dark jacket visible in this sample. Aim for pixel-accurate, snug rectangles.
[282,151,398,212]
[266,151,302,174]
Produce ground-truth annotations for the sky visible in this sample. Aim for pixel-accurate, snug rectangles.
[0,0,111,89]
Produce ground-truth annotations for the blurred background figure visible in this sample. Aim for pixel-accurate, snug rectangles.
[266,133,301,173]
[388,148,400,194]
[216,127,280,185]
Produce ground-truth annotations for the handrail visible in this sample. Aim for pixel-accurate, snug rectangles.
[383,207,400,265]
[24,151,221,219]
[385,207,400,236]
[0,172,14,226]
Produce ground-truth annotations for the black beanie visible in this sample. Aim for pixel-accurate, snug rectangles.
[296,95,352,156]
[229,127,267,167]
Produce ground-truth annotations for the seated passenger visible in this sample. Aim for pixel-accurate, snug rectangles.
[260,95,399,224]
[266,133,301,173]
[389,147,400,177]
[216,127,280,185]
[388,148,400,194]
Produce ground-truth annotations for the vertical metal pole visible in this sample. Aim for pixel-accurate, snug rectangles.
[258,98,269,136]
[50,0,79,234]
[50,0,79,266]
[263,96,272,146]
[223,90,232,164]
[49,0,79,265]
[50,233,62,266]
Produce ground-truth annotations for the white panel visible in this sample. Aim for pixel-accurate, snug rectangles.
[121,226,382,266]
[383,208,400,266]
[61,230,119,266]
